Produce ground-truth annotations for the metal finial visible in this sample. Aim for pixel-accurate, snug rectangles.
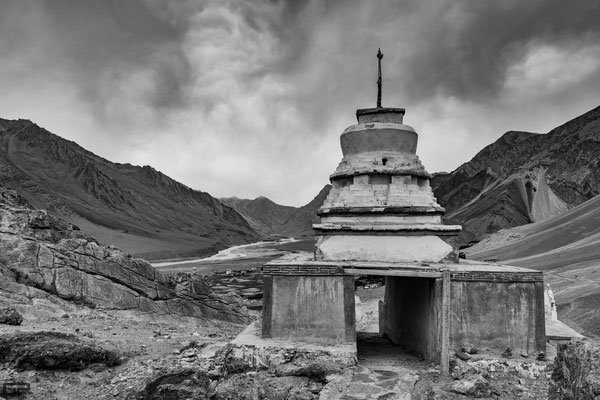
[377,48,383,108]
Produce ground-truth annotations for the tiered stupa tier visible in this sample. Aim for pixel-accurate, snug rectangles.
[314,107,462,263]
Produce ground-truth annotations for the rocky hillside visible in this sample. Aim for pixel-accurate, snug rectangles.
[277,185,331,237]
[220,196,297,237]
[433,105,600,244]
[223,185,331,238]
[444,169,568,244]
[0,185,249,323]
[0,118,259,260]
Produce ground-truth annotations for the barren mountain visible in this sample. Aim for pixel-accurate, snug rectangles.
[223,185,331,238]
[277,185,331,237]
[433,105,600,244]
[220,196,297,237]
[445,169,568,244]
[0,118,259,260]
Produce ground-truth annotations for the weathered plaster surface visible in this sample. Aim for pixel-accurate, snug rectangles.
[340,124,418,156]
[356,108,405,124]
[330,153,428,180]
[316,235,453,262]
[323,175,440,209]
[263,275,355,343]
[449,280,546,356]
[320,215,442,225]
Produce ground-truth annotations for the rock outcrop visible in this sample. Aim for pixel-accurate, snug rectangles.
[0,331,122,371]
[0,185,249,323]
[549,340,600,399]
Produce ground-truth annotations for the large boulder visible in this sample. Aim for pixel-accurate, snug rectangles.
[133,368,211,400]
[0,186,249,323]
[0,331,122,371]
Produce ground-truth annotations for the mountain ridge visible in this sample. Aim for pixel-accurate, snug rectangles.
[433,105,600,244]
[0,118,259,260]
[222,184,331,238]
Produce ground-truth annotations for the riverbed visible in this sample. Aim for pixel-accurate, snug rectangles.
[152,238,314,275]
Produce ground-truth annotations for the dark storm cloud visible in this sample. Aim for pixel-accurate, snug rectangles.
[1,0,600,205]
[3,0,599,119]
[399,0,600,101]
[248,0,600,105]
[0,0,193,123]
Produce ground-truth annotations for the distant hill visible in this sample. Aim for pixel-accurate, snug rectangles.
[0,118,259,260]
[278,185,331,237]
[220,196,297,237]
[223,185,331,238]
[433,105,600,244]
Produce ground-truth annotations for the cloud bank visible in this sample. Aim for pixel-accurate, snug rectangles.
[1,0,600,205]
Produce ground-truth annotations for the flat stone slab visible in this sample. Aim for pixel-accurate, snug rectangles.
[230,321,357,368]
[546,319,585,340]
[265,253,542,276]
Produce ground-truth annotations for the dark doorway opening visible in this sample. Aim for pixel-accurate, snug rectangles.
[355,275,442,364]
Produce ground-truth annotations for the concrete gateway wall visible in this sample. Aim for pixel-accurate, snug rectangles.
[449,280,546,356]
[262,274,355,343]
[379,276,545,362]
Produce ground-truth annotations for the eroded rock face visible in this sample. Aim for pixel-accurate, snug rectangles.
[549,340,600,400]
[0,186,249,323]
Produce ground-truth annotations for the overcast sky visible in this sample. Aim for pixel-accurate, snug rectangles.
[1,1,600,206]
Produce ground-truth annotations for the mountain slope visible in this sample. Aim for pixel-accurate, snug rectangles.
[0,118,259,260]
[433,105,600,243]
[445,169,568,244]
[466,194,600,268]
[223,185,331,238]
[220,196,297,237]
[278,185,331,237]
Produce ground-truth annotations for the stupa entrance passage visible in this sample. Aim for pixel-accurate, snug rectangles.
[261,50,545,371]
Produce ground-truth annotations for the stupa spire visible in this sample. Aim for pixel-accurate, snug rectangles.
[377,48,383,108]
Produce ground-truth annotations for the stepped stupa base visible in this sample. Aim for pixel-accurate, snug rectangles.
[262,255,546,363]
[314,223,462,263]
